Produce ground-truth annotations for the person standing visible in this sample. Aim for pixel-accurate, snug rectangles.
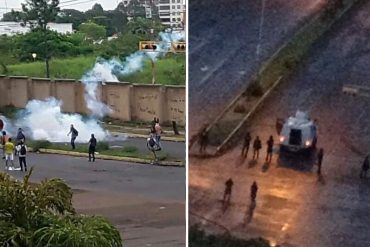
[250,181,258,202]
[16,141,27,172]
[67,124,78,149]
[88,134,97,162]
[154,121,162,149]
[317,148,324,175]
[4,138,15,170]
[223,178,234,206]
[241,132,251,158]
[253,136,262,160]
[199,127,208,154]
[265,136,274,163]
[15,128,26,155]
[1,131,9,159]
[360,155,370,179]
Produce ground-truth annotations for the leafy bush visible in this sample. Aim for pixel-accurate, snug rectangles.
[189,225,271,247]
[0,169,123,246]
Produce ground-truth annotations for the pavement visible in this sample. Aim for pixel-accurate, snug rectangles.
[189,1,370,246]
[3,153,185,247]
[189,0,325,136]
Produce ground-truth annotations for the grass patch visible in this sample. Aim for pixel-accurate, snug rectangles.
[256,0,357,90]
[119,54,185,85]
[27,141,173,161]
[6,56,96,79]
[4,54,185,85]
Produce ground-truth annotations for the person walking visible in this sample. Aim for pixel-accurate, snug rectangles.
[360,155,370,179]
[67,124,78,149]
[317,148,324,175]
[253,136,262,160]
[4,138,15,170]
[223,178,234,206]
[16,141,27,172]
[88,134,97,162]
[265,136,274,163]
[250,181,258,202]
[241,132,251,158]
[1,131,9,159]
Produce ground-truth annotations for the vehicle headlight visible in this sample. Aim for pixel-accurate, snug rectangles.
[305,140,311,146]
[279,136,285,143]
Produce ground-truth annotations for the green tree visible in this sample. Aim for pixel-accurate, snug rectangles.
[56,9,87,29]
[0,169,122,246]
[79,22,107,41]
[19,0,61,77]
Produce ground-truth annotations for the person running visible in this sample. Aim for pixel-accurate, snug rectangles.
[253,136,262,160]
[241,132,251,158]
[1,131,9,159]
[360,155,370,179]
[4,138,15,170]
[265,136,274,163]
[317,148,324,175]
[67,124,78,149]
[88,134,97,162]
[16,140,27,172]
[250,181,258,202]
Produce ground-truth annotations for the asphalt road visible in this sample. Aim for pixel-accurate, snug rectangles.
[190,1,370,246]
[189,0,324,135]
[4,153,185,247]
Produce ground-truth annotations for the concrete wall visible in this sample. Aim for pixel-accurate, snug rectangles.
[0,77,185,125]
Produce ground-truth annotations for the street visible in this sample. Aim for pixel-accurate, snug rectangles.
[4,153,185,247]
[189,0,324,136]
[189,1,370,246]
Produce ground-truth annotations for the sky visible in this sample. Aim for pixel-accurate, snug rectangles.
[0,0,122,17]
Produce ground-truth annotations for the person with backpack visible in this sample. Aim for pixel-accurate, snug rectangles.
[88,134,97,162]
[4,138,15,170]
[253,136,262,160]
[16,140,27,172]
[67,124,78,149]
[15,128,26,155]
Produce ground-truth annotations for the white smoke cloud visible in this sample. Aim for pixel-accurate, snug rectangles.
[81,31,185,117]
[18,98,110,142]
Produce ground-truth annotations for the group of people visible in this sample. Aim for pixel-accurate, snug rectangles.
[241,132,274,163]
[1,128,28,171]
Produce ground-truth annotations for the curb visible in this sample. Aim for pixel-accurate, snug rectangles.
[37,148,185,167]
[121,133,185,142]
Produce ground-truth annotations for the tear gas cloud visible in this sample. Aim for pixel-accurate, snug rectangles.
[17,98,110,142]
[81,31,185,117]
[2,31,184,142]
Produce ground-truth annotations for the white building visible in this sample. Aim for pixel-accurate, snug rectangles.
[0,22,73,36]
[158,0,184,28]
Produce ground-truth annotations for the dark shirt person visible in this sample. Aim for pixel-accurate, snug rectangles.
[67,124,78,149]
[88,134,97,162]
